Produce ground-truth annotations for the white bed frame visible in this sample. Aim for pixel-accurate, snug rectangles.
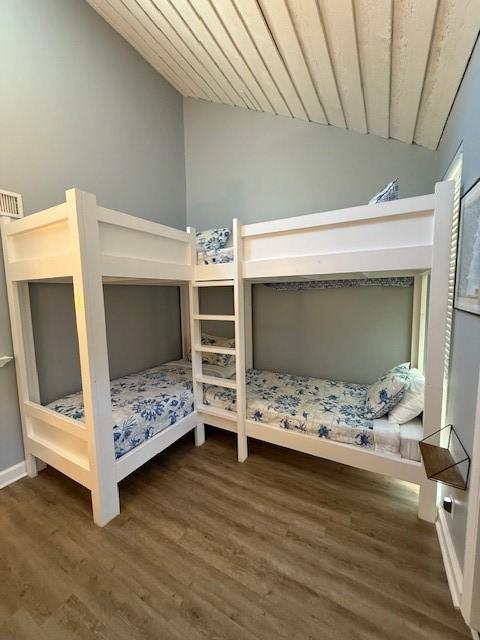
[0,189,204,526]
[1,182,454,526]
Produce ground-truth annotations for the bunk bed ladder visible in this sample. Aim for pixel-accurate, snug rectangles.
[189,219,247,461]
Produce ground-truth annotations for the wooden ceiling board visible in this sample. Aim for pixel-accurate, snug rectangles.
[286,0,346,128]
[231,0,308,120]
[257,0,327,124]
[87,0,480,149]
[148,0,249,108]
[168,0,259,109]
[119,0,217,101]
[317,0,368,133]
[210,0,291,117]
[414,0,480,149]
[134,0,236,105]
[189,0,274,113]
[354,0,392,138]
[88,0,196,96]
[390,0,438,144]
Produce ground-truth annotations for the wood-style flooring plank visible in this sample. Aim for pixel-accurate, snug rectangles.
[0,429,469,640]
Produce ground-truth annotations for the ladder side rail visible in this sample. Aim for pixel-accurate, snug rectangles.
[233,218,248,462]
[187,226,205,446]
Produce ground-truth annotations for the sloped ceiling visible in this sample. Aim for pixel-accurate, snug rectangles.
[87,0,480,149]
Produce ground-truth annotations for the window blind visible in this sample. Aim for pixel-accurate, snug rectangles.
[443,147,463,399]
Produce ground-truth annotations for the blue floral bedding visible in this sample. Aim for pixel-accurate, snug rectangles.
[197,246,234,265]
[47,364,194,459]
[203,369,400,454]
[47,364,401,460]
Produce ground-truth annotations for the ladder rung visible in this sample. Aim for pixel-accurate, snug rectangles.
[194,344,236,355]
[193,314,235,321]
[196,375,237,389]
[198,404,237,420]
[194,280,234,287]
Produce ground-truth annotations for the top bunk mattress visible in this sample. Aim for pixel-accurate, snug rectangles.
[203,368,421,459]
[47,362,194,459]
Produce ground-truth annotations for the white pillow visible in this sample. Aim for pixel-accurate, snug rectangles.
[388,368,425,424]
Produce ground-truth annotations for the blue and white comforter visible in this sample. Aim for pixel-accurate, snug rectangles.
[47,364,400,460]
[197,246,234,265]
[47,364,194,459]
[204,369,400,454]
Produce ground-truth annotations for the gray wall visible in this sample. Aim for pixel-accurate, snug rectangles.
[252,285,413,384]
[199,284,413,383]
[30,284,182,405]
[184,97,436,227]
[435,38,480,572]
[185,98,434,383]
[0,0,186,472]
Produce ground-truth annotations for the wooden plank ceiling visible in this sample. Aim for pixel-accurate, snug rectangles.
[87,0,480,150]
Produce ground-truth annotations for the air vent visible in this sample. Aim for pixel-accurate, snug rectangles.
[0,189,23,219]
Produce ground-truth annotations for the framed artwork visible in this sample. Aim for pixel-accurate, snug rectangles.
[455,177,480,315]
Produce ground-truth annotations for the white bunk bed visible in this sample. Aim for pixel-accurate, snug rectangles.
[2,182,454,527]
[192,181,455,525]
[0,189,204,526]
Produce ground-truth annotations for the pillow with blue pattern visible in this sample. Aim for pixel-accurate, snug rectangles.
[364,363,410,419]
[196,228,231,252]
[369,179,399,204]
[186,334,235,367]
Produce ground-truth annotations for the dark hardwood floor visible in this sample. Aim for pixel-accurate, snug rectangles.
[0,429,470,639]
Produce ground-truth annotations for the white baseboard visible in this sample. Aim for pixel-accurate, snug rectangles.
[436,507,463,608]
[0,460,27,489]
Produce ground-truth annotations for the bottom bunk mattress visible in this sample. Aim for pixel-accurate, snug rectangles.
[204,368,412,457]
[47,363,194,459]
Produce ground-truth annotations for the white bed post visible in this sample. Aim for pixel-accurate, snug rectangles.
[244,281,253,370]
[1,220,42,476]
[233,219,248,462]
[66,189,119,526]
[180,284,191,360]
[187,227,205,447]
[418,180,455,523]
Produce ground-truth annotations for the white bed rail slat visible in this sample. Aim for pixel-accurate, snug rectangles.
[241,193,436,237]
[26,436,91,489]
[245,420,424,485]
[116,413,198,482]
[3,203,67,236]
[97,206,191,243]
[24,401,88,441]
[243,245,433,280]
[101,255,191,281]
[193,314,236,322]
[198,409,238,433]
[195,263,235,281]
[197,374,237,390]
[194,344,236,356]
[9,255,73,282]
